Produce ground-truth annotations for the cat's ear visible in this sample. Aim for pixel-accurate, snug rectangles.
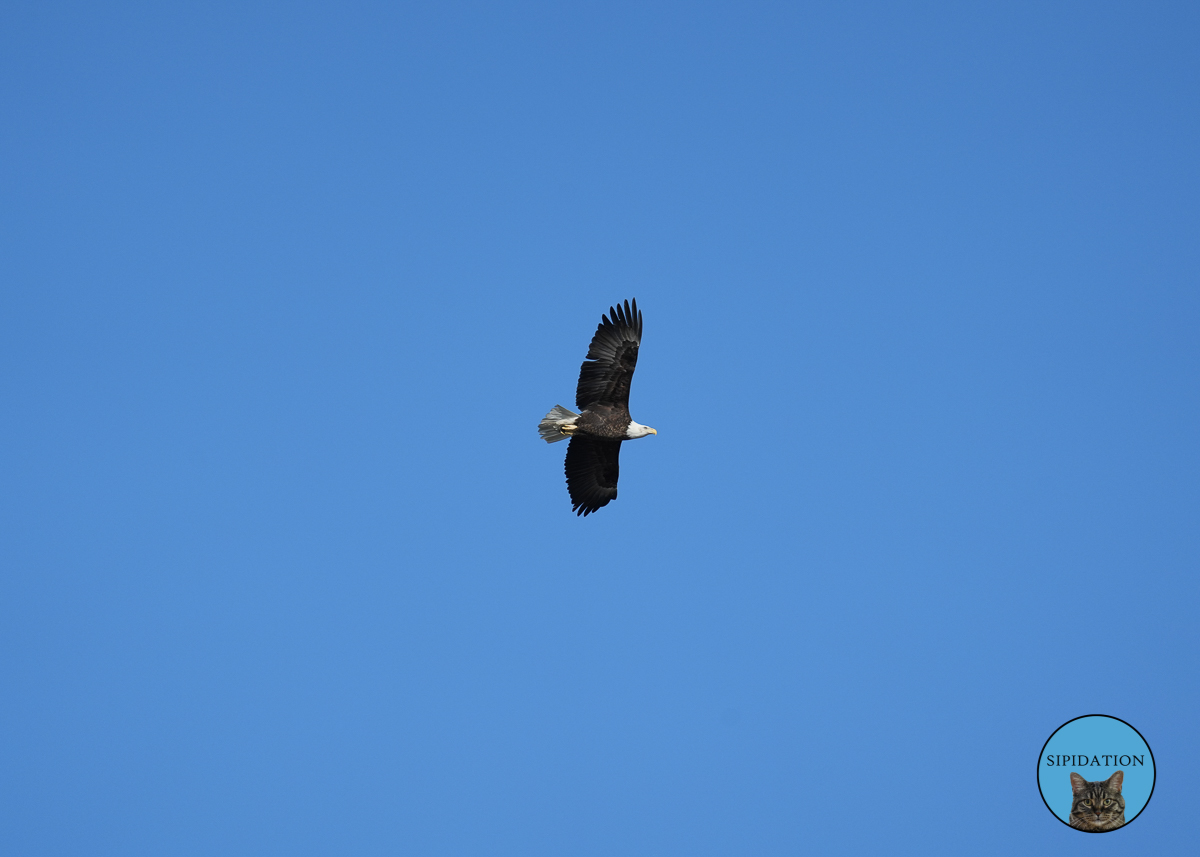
[1106,770,1123,793]
[1070,772,1087,794]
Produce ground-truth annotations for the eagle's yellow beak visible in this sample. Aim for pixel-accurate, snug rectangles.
[648,427,657,435]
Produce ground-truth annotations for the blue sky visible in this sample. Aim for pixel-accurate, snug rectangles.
[2,2,1198,854]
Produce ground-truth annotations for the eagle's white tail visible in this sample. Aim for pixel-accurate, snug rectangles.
[538,404,579,443]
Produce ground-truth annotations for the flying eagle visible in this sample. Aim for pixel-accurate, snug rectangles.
[538,299,657,515]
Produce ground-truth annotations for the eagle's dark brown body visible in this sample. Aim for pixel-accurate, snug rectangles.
[573,403,633,441]
[538,300,656,516]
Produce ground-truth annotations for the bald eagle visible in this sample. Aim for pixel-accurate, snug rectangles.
[539,299,657,516]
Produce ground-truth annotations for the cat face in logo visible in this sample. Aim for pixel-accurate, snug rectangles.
[1069,770,1125,831]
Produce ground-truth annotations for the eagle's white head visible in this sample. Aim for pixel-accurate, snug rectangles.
[625,421,658,439]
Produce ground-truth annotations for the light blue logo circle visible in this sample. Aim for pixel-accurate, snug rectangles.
[1037,714,1155,831]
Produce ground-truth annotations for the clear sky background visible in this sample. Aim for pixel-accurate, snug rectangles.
[2,2,1198,854]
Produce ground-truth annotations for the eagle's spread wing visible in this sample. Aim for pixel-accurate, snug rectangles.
[564,438,620,516]
[575,299,641,411]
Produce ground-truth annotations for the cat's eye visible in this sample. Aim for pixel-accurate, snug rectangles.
[1081,800,1091,806]
[1104,800,1112,806]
